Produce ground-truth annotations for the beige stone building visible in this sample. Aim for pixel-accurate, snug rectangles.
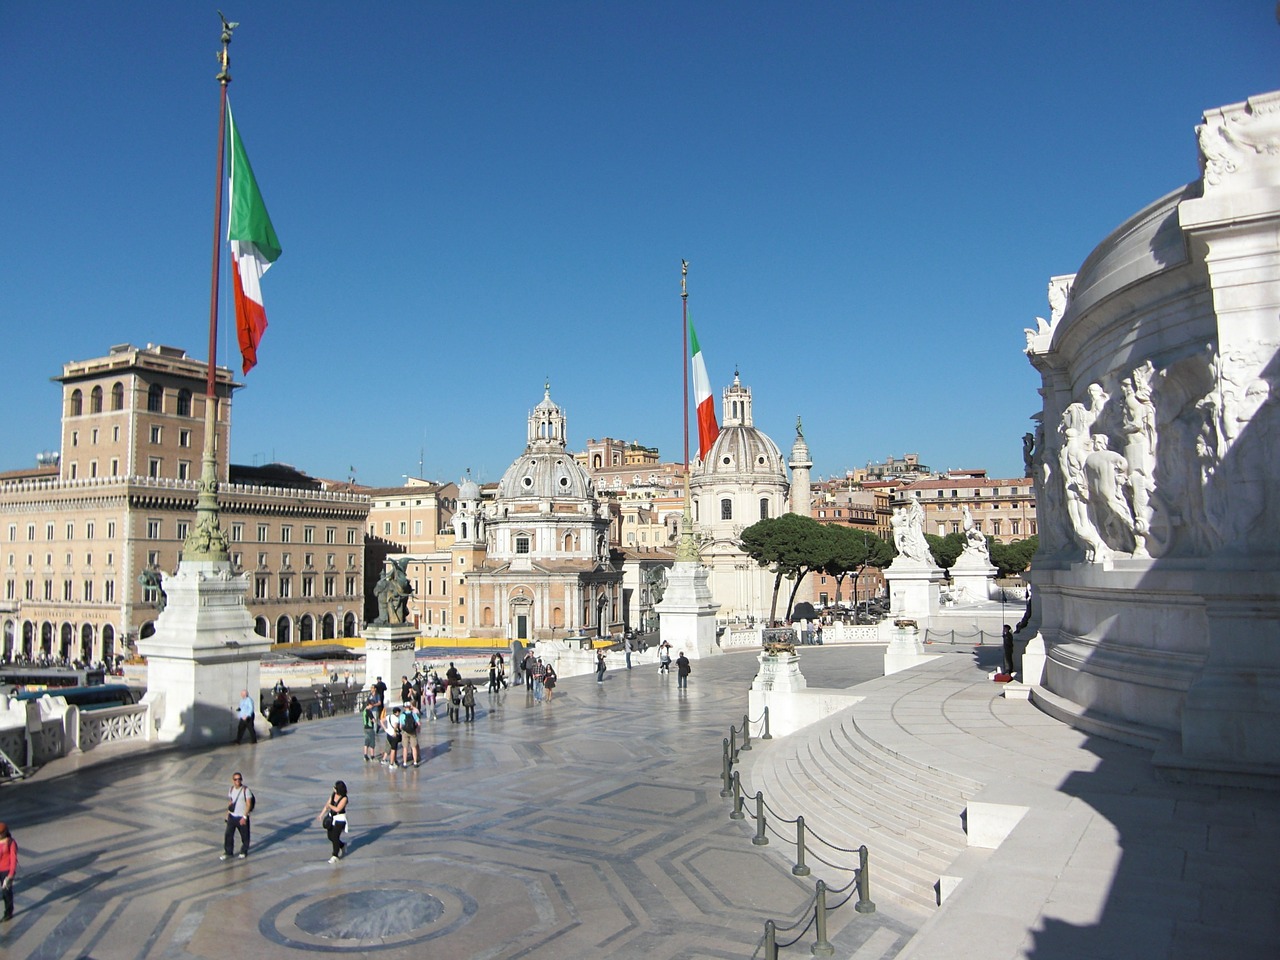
[893,470,1038,543]
[0,343,370,664]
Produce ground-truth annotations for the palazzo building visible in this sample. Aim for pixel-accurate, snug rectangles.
[0,343,370,664]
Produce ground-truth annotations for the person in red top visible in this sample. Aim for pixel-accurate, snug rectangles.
[0,821,16,921]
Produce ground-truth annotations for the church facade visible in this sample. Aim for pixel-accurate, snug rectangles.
[455,387,623,641]
[689,372,812,622]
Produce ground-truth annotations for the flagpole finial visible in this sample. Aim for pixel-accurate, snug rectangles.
[681,259,688,300]
[216,11,238,84]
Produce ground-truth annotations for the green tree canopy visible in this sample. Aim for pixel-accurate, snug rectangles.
[923,532,966,569]
[820,526,893,604]
[989,535,1038,577]
[740,513,838,622]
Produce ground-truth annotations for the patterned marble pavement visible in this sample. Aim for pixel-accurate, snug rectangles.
[0,646,920,960]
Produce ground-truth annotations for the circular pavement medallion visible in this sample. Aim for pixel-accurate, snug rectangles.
[260,883,476,952]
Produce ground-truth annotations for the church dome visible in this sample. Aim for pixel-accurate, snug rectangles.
[694,370,786,483]
[458,475,481,501]
[495,385,597,502]
[701,425,785,479]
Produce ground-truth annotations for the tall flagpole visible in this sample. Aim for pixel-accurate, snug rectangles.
[184,13,237,563]
[677,260,698,562]
[681,260,690,471]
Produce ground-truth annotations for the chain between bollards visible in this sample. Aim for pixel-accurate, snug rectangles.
[730,771,746,820]
[812,879,835,956]
[740,713,752,751]
[752,791,768,845]
[855,844,876,914]
[720,738,732,797]
[792,814,810,876]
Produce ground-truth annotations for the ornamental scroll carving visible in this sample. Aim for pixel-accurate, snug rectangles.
[1197,91,1280,191]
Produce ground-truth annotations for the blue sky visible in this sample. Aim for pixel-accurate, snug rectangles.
[3,2,1275,488]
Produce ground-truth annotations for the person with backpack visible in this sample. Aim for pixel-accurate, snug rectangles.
[400,701,422,766]
[221,772,255,860]
[361,697,379,762]
[462,682,477,722]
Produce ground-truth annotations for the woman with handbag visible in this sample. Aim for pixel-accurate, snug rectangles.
[316,780,349,864]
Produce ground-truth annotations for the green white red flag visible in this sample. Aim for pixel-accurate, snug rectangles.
[227,101,282,374]
[689,317,719,461]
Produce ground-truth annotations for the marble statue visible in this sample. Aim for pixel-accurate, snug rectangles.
[891,493,933,564]
[960,505,990,561]
[138,568,167,614]
[372,558,414,625]
[1059,402,1107,562]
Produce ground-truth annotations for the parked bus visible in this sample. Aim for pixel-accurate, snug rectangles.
[10,684,137,712]
[0,667,106,692]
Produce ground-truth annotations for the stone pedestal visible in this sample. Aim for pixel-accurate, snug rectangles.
[751,652,807,693]
[1020,631,1047,686]
[136,559,271,746]
[655,560,720,659]
[364,624,419,704]
[883,623,939,677]
[884,558,944,621]
[949,552,997,604]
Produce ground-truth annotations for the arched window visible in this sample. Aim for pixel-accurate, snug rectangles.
[177,389,192,416]
[70,389,83,416]
[721,498,733,521]
[90,386,103,413]
[147,384,163,412]
[111,382,124,410]
[760,498,769,519]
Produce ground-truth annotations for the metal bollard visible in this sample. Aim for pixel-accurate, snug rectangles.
[764,919,777,960]
[762,705,772,740]
[811,879,835,956]
[730,771,746,820]
[752,792,769,845]
[741,713,752,751]
[792,814,810,876]
[855,844,876,914]
[730,726,739,764]
[720,738,732,797]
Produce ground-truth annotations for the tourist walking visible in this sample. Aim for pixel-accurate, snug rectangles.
[0,822,17,921]
[422,677,438,721]
[234,688,257,744]
[524,650,537,689]
[496,652,508,688]
[361,696,379,761]
[624,636,633,669]
[596,650,607,684]
[543,664,558,701]
[316,780,349,863]
[488,655,500,693]
[676,651,691,690]
[659,641,672,674]
[447,683,462,723]
[221,772,254,860]
[463,682,477,722]
[400,700,421,766]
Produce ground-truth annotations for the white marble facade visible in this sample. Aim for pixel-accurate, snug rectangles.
[1024,90,1280,783]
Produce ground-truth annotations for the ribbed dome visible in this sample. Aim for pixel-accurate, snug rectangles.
[497,453,596,500]
[700,425,785,480]
[495,385,596,501]
[458,475,481,500]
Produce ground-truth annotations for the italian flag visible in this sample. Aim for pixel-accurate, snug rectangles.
[227,102,282,375]
[690,317,720,461]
